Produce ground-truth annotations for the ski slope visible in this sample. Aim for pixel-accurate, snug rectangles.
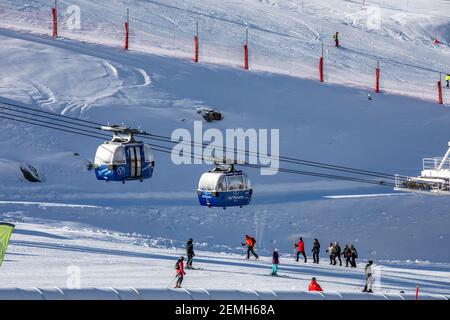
[0,0,449,102]
[0,0,449,294]
[1,221,449,297]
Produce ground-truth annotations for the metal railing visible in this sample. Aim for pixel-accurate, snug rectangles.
[423,157,450,171]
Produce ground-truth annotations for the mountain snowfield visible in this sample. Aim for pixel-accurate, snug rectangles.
[0,0,449,296]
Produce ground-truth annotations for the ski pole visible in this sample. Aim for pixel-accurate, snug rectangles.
[167,275,178,288]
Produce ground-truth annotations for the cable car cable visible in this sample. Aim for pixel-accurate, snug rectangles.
[0,104,103,131]
[0,112,396,187]
[0,100,409,182]
[0,109,106,138]
[0,114,111,140]
[137,133,408,181]
[0,101,102,127]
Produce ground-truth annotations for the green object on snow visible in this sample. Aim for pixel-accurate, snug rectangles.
[0,223,15,267]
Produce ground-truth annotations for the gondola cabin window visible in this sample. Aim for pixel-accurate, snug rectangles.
[227,175,245,190]
[144,145,153,162]
[113,146,126,164]
[94,144,114,165]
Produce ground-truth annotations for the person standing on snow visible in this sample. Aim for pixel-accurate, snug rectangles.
[343,244,352,267]
[271,248,280,276]
[333,32,339,47]
[446,74,450,87]
[350,245,358,268]
[174,256,186,288]
[326,242,336,265]
[308,277,323,292]
[186,238,195,269]
[242,234,259,260]
[335,242,342,266]
[363,260,374,293]
[295,237,307,263]
[312,239,320,264]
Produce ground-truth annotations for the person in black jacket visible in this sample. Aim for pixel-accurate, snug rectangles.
[312,239,320,264]
[186,238,195,269]
[335,242,342,266]
[350,245,358,268]
[271,249,280,276]
[342,244,352,267]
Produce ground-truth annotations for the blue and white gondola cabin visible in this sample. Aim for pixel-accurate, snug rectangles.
[197,163,252,208]
[94,126,155,183]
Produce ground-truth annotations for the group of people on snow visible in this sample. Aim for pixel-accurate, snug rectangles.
[173,235,373,293]
[173,238,195,288]
[326,242,358,268]
[293,237,358,268]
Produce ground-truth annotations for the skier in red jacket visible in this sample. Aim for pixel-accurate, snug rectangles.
[295,237,307,263]
[242,234,259,260]
[308,277,323,292]
[174,256,186,288]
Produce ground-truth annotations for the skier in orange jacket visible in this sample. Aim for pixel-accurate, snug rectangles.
[242,234,259,260]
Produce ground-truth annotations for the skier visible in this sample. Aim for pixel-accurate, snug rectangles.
[350,245,358,268]
[363,260,374,293]
[308,277,323,292]
[333,32,339,47]
[446,74,450,87]
[335,242,342,266]
[242,234,259,260]
[312,239,320,264]
[295,237,307,263]
[174,256,186,288]
[186,238,195,269]
[326,242,336,265]
[343,244,352,267]
[271,248,280,276]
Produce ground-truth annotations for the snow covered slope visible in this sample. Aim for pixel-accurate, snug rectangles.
[0,0,449,293]
[1,221,449,296]
[0,0,449,102]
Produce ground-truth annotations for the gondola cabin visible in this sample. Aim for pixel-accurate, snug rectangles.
[197,163,252,208]
[94,126,155,183]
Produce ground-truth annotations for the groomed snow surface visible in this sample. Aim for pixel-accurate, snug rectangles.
[0,0,450,298]
[2,218,449,298]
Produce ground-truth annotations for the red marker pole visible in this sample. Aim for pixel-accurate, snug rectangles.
[415,286,419,301]
[124,9,129,50]
[438,80,443,104]
[244,28,249,70]
[51,1,58,38]
[194,21,199,63]
[319,42,324,82]
[375,60,380,93]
